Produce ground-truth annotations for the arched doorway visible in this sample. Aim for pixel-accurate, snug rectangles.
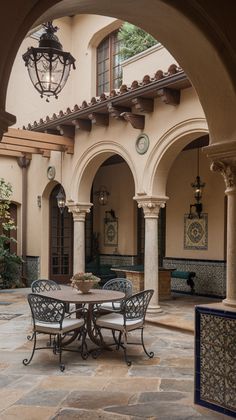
[49,184,73,283]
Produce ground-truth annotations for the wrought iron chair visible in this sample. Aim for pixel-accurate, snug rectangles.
[31,279,61,293]
[100,278,133,311]
[23,293,88,371]
[94,289,154,366]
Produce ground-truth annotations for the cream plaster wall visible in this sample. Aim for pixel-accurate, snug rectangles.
[93,162,136,255]
[166,149,225,260]
[6,15,120,127]
[122,44,177,85]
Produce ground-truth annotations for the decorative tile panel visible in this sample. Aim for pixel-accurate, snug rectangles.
[163,258,226,297]
[195,307,236,417]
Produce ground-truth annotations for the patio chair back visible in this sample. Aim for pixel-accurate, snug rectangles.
[124,289,154,321]
[31,279,61,293]
[28,293,65,327]
[103,278,133,297]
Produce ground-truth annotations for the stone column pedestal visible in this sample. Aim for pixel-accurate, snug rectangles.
[67,201,92,274]
[136,196,168,314]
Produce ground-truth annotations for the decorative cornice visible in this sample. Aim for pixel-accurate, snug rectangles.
[24,65,189,134]
[211,159,236,191]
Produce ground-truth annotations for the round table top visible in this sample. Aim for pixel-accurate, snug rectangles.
[40,285,125,304]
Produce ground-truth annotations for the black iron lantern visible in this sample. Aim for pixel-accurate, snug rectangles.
[56,186,66,213]
[188,149,205,219]
[23,22,76,101]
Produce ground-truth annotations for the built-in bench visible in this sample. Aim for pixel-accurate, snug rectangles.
[171,270,196,294]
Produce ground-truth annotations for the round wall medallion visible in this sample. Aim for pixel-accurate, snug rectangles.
[47,166,56,180]
[135,133,149,154]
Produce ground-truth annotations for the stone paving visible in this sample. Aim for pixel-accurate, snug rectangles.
[0,289,233,419]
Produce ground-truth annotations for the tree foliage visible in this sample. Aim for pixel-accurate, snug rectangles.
[0,178,22,288]
[118,23,158,60]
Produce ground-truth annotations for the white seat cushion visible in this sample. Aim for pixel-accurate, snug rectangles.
[35,318,84,334]
[99,301,122,311]
[96,312,143,332]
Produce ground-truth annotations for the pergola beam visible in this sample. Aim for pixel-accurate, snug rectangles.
[3,128,74,147]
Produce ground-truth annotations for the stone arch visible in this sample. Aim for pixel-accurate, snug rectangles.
[144,118,208,197]
[69,141,137,202]
[88,19,122,49]
[1,1,236,146]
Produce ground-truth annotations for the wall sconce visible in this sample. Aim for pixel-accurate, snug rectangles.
[95,185,110,206]
[188,148,205,218]
[56,186,66,213]
[104,209,116,223]
[37,195,41,208]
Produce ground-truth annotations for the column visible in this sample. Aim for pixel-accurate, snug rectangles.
[67,202,92,274]
[137,197,166,313]
[211,159,236,307]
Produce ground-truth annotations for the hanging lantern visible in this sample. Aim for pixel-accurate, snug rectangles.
[22,21,76,101]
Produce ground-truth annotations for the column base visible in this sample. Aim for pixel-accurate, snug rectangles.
[147,304,162,314]
[222,297,236,307]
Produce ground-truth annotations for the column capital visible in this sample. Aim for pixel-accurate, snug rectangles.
[135,196,168,218]
[211,158,236,192]
[67,200,93,222]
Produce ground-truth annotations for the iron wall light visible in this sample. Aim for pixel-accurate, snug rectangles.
[95,185,110,206]
[188,148,205,218]
[56,186,66,213]
[23,21,76,101]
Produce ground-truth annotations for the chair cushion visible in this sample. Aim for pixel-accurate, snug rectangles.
[35,318,84,334]
[96,312,143,331]
[99,301,122,311]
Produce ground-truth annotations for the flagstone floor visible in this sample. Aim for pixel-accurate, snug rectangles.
[0,288,232,419]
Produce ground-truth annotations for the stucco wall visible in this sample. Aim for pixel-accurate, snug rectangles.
[166,149,225,260]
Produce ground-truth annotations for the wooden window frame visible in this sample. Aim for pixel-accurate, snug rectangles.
[96,30,122,96]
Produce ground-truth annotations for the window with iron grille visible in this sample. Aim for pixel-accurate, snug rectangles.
[97,31,122,96]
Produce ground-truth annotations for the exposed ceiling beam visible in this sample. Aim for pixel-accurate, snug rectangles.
[88,113,109,127]
[131,97,154,113]
[156,88,180,105]
[71,118,91,131]
[3,128,74,147]
[0,149,32,159]
[121,112,145,130]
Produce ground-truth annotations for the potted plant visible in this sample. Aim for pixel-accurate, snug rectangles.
[70,272,100,294]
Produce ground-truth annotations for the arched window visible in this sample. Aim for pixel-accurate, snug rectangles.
[97,31,122,95]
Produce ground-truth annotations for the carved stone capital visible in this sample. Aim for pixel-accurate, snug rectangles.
[136,197,167,218]
[211,159,236,191]
[67,201,92,222]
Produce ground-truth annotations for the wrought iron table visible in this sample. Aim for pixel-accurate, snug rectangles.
[40,286,125,346]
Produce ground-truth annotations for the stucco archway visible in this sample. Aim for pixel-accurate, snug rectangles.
[1,1,236,148]
[144,118,208,197]
[69,141,137,202]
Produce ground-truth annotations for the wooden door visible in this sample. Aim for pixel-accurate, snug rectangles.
[49,185,73,283]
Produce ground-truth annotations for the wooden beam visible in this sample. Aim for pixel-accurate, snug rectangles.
[3,128,74,147]
[2,136,74,154]
[107,103,131,119]
[120,112,145,130]
[71,119,91,132]
[156,88,180,105]
[56,124,75,138]
[88,113,109,127]
[131,97,154,113]
[40,150,51,158]
[0,149,32,159]
[0,142,40,154]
